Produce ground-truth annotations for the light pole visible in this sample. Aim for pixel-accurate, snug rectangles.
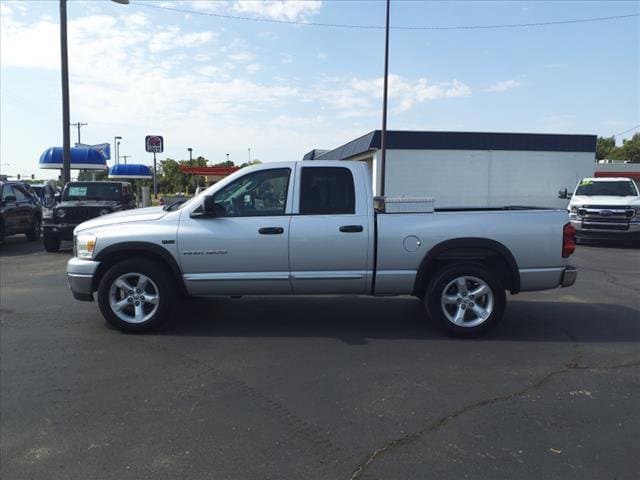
[248,147,251,164]
[113,136,122,164]
[379,0,390,196]
[188,147,193,161]
[226,153,230,163]
[59,0,128,183]
[117,140,121,164]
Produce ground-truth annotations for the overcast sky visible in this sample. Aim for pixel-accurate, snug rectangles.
[1,0,638,179]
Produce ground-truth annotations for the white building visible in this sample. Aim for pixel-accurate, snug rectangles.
[304,130,597,209]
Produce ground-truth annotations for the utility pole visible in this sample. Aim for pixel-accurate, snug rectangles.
[59,0,71,185]
[379,0,390,197]
[121,155,131,164]
[248,147,251,163]
[188,147,193,161]
[70,122,87,145]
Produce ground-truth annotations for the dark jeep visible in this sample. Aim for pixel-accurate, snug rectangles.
[0,180,43,246]
[43,181,135,252]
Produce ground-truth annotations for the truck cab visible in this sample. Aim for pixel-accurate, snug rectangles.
[564,177,640,243]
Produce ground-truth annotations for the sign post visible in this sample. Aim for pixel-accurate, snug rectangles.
[145,135,163,199]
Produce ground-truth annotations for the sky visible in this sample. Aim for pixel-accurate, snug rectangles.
[1,0,638,179]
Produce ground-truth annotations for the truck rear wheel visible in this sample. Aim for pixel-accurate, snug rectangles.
[25,216,41,241]
[97,258,175,333]
[425,263,505,338]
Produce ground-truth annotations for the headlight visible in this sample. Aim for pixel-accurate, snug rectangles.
[56,208,66,218]
[99,208,111,216]
[76,234,97,259]
[570,206,578,214]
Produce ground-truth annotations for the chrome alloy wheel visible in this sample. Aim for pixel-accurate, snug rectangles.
[109,273,159,324]
[440,275,494,328]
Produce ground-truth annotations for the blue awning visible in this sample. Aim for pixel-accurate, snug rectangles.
[39,147,108,170]
[108,164,152,179]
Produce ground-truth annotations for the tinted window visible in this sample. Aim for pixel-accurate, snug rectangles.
[213,168,290,217]
[575,180,637,197]
[300,167,355,215]
[63,183,122,201]
[2,185,15,200]
[11,186,28,201]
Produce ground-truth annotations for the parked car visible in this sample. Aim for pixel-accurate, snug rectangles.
[560,177,640,244]
[0,180,43,245]
[43,181,135,252]
[67,161,577,336]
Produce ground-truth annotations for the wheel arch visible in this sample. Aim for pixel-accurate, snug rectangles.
[412,237,521,296]
[93,241,187,296]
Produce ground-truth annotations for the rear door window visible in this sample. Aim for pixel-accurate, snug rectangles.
[299,167,355,215]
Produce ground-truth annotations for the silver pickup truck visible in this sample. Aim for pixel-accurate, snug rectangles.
[67,161,577,337]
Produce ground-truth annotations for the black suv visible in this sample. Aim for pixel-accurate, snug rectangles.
[43,181,135,252]
[0,181,43,245]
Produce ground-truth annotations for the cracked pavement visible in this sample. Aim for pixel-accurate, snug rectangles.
[1,238,639,479]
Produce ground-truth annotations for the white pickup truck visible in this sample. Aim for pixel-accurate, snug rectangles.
[560,177,640,244]
[67,161,577,337]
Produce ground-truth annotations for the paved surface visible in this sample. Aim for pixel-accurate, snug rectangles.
[1,236,639,480]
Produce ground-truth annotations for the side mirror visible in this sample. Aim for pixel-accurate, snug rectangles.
[54,193,61,202]
[195,196,226,218]
[558,188,568,199]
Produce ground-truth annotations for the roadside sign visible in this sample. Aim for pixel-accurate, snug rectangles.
[145,135,164,153]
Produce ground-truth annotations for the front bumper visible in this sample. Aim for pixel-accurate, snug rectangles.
[570,219,640,239]
[560,266,577,288]
[67,257,100,301]
[43,222,78,241]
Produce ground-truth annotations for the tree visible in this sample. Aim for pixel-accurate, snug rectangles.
[621,133,640,163]
[240,159,262,168]
[78,170,108,181]
[596,136,616,161]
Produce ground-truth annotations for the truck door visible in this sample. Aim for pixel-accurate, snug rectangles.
[178,167,293,295]
[289,165,371,294]
[1,185,21,234]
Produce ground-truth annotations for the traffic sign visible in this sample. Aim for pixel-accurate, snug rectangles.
[145,135,164,153]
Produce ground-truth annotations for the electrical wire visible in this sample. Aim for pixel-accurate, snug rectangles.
[612,125,640,138]
[130,2,639,31]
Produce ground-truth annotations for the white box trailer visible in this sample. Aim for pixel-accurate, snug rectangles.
[304,131,596,209]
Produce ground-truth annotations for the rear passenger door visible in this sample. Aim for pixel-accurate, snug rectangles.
[1,185,21,233]
[289,165,371,294]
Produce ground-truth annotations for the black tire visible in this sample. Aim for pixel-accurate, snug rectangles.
[425,263,506,338]
[25,216,41,241]
[42,233,61,252]
[97,258,176,333]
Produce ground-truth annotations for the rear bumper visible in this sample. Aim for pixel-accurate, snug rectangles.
[519,265,577,291]
[67,257,100,302]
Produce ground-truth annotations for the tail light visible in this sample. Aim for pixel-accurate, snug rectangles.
[562,222,576,258]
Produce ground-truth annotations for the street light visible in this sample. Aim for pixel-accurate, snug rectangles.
[226,153,230,163]
[248,147,251,164]
[117,140,121,164]
[59,0,128,184]
[188,147,193,161]
[113,136,122,164]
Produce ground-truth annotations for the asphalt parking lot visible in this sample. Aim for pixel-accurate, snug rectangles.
[1,237,639,480]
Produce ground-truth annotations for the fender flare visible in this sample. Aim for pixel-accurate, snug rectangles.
[413,237,521,294]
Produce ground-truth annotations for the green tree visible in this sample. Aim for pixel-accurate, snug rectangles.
[78,170,108,181]
[621,133,640,163]
[596,136,616,161]
[240,159,262,168]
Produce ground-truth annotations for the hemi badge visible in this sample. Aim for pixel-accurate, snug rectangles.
[161,240,175,245]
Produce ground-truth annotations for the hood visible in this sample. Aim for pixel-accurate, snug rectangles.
[570,195,640,207]
[75,206,167,232]
[56,200,120,208]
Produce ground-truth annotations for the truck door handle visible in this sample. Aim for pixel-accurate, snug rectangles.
[258,227,284,235]
[339,225,363,233]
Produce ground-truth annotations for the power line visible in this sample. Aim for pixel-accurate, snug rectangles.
[612,125,640,138]
[130,2,639,31]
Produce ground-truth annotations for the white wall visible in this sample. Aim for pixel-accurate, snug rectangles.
[377,149,594,208]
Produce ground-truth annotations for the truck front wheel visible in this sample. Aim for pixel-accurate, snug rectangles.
[97,258,175,333]
[425,263,506,338]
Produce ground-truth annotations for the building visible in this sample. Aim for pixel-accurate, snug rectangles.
[595,161,640,191]
[304,130,597,209]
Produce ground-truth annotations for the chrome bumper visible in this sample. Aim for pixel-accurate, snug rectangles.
[67,257,100,301]
[560,266,577,288]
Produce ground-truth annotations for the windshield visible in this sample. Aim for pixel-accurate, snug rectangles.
[63,183,122,201]
[575,180,638,197]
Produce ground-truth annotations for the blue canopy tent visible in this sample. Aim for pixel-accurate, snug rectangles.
[108,164,152,179]
[39,147,108,170]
